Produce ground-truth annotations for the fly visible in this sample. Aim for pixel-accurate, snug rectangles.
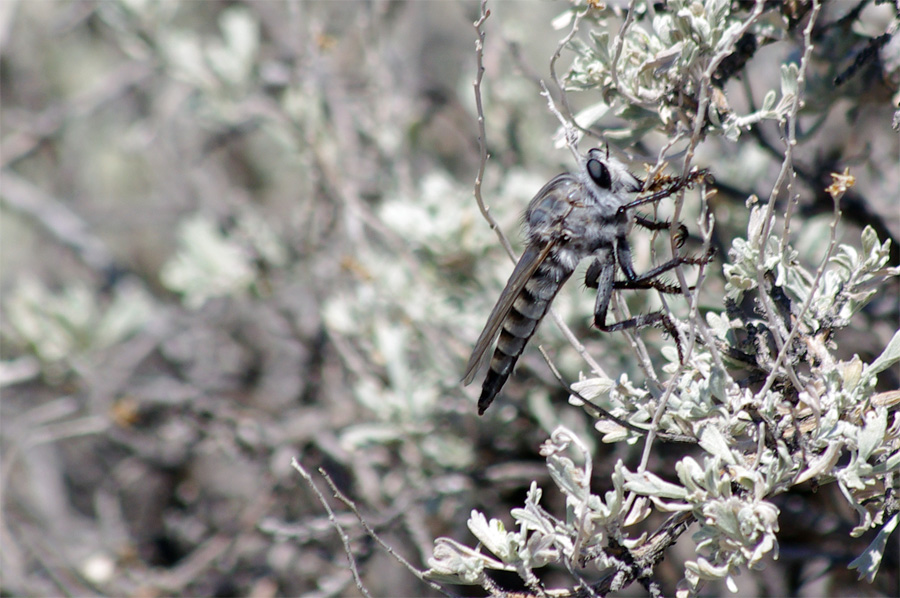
[463,148,709,414]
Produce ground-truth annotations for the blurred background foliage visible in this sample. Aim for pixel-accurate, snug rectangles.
[0,1,897,596]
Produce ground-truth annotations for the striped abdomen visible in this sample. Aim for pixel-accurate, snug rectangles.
[477,251,575,414]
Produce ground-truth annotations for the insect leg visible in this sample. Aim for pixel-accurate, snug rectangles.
[586,249,616,327]
[614,249,713,291]
[586,238,687,361]
[633,215,689,248]
[622,169,711,215]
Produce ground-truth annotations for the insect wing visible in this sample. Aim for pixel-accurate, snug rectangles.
[462,241,555,385]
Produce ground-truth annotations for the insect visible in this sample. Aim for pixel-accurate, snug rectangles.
[463,148,709,415]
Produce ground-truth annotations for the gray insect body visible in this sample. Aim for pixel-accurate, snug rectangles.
[464,149,643,414]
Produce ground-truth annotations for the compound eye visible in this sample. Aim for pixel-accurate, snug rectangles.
[587,158,612,189]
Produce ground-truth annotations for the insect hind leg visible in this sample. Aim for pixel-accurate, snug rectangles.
[586,239,709,363]
[591,258,685,363]
[595,310,685,363]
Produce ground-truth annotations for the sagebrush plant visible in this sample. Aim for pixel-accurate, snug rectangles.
[425,1,900,596]
[2,1,896,596]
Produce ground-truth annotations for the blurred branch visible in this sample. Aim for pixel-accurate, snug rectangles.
[1,170,120,278]
[0,63,152,168]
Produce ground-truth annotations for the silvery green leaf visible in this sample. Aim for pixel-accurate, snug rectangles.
[693,14,711,42]
[161,30,216,89]
[608,463,627,513]
[3,279,154,364]
[723,115,742,141]
[159,215,255,309]
[623,470,688,500]
[510,507,551,536]
[840,355,864,390]
[573,101,611,131]
[686,556,731,580]
[571,376,615,401]
[862,330,900,384]
[795,442,842,484]
[4,280,85,362]
[427,537,508,584]
[546,452,585,501]
[594,419,630,443]
[839,461,867,492]
[705,498,741,538]
[93,283,155,349]
[857,408,887,463]
[590,30,612,62]
[375,323,410,391]
[725,574,739,594]
[780,63,799,98]
[761,89,776,112]
[861,225,879,258]
[710,0,732,28]
[524,482,544,511]
[860,226,892,270]
[709,366,730,403]
[681,40,698,65]
[676,456,706,494]
[523,532,558,568]
[511,483,554,535]
[848,513,899,583]
[747,205,768,244]
[871,450,900,474]
[421,434,474,469]
[699,425,737,465]
[235,208,287,266]
[467,510,517,562]
[831,244,859,274]
[624,496,652,526]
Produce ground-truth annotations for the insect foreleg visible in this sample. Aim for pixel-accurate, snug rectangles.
[633,214,673,231]
[633,215,689,247]
[619,168,710,216]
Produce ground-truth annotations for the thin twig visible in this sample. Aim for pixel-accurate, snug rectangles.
[683,188,726,376]
[316,467,455,597]
[539,348,642,435]
[752,1,822,396]
[548,8,594,147]
[548,310,610,379]
[291,459,372,598]
[755,169,841,405]
[540,80,580,162]
[472,0,517,261]
[610,1,654,107]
